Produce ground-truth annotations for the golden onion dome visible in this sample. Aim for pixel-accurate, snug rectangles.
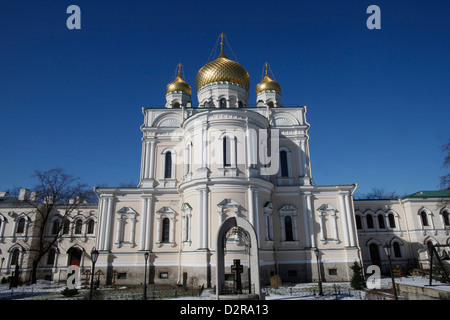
[256,70,281,94]
[195,46,250,91]
[166,70,192,95]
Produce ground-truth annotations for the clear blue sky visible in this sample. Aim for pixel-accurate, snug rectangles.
[0,0,449,197]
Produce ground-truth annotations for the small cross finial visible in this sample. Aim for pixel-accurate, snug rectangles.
[219,32,226,48]
[176,63,183,77]
[264,62,269,76]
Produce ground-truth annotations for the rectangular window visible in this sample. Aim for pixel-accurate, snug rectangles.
[287,270,297,277]
[159,272,169,279]
[223,137,231,167]
[164,152,172,178]
[328,269,338,276]
[280,151,289,177]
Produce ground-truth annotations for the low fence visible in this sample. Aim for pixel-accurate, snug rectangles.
[263,283,364,300]
[0,286,58,300]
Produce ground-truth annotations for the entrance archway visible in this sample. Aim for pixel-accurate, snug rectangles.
[216,216,261,299]
[67,247,82,266]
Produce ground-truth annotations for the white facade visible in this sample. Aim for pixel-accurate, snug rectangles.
[1,40,448,290]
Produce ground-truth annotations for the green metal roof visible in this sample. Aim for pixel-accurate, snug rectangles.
[402,190,450,199]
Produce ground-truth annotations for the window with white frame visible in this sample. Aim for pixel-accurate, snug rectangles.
[219,132,237,176]
[115,207,137,248]
[279,205,298,243]
[160,148,177,187]
[317,204,339,244]
[156,207,176,247]
[277,147,293,185]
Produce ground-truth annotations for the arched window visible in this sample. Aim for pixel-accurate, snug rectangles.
[388,213,396,228]
[220,98,226,108]
[393,242,402,258]
[11,249,20,266]
[366,215,374,229]
[280,150,289,177]
[74,219,83,234]
[378,215,385,229]
[164,152,172,178]
[173,102,180,108]
[16,218,25,234]
[87,219,95,234]
[285,216,293,241]
[442,209,449,226]
[162,218,170,243]
[420,211,429,226]
[63,219,70,234]
[369,243,381,267]
[47,248,56,265]
[223,136,231,167]
[52,219,61,235]
[355,215,362,229]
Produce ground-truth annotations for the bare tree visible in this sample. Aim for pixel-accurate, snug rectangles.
[354,187,402,200]
[440,139,450,190]
[25,168,96,283]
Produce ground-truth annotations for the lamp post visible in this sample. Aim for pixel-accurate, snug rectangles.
[314,248,323,296]
[89,248,99,300]
[143,252,149,300]
[383,243,398,300]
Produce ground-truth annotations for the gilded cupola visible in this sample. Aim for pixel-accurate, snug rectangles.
[195,36,250,92]
[256,69,281,94]
[166,64,192,95]
[256,62,282,107]
[165,63,192,108]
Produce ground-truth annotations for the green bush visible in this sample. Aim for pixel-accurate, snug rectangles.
[350,261,366,290]
[61,287,79,297]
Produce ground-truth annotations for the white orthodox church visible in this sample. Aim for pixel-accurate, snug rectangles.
[1,37,448,298]
[93,37,360,294]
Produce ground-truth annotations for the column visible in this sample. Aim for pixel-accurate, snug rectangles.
[148,140,156,180]
[296,139,305,177]
[202,188,209,249]
[318,212,325,243]
[139,197,148,250]
[202,126,207,168]
[254,188,260,246]
[300,140,307,178]
[302,195,310,248]
[104,197,114,251]
[344,194,356,247]
[130,217,136,245]
[331,211,339,242]
[145,196,153,250]
[197,189,203,248]
[339,194,350,247]
[115,216,123,245]
[306,194,315,247]
[248,188,255,226]
[143,140,150,179]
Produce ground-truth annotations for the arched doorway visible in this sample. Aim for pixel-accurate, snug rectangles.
[216,216,261,299]
[67,247,82,266]
[369,243,381,267]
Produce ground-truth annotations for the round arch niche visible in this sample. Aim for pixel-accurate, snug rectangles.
[216,216,261,299]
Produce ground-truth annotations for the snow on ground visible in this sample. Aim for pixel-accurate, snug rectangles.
[0,276,448,300]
